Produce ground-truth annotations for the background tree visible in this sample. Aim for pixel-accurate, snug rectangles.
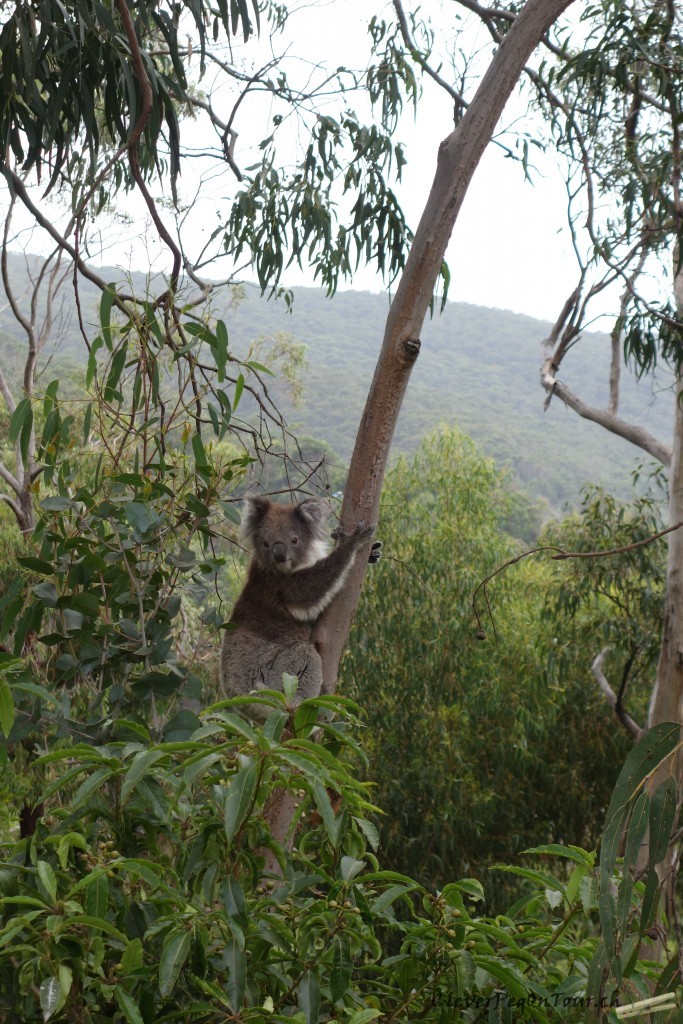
[344,429,636,905]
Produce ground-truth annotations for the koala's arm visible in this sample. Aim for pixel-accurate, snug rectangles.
[284,524,375,622]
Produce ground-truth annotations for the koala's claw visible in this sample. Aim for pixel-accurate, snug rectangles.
[368,540,383,564]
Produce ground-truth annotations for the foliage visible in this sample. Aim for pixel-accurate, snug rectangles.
[343,428,632,901]
[541,478,667,733]
[2,664,682,1023]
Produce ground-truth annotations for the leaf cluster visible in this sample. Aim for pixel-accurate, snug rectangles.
[1,681,680,1024]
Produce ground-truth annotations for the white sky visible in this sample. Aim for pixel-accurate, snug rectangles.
[4,0,587,325]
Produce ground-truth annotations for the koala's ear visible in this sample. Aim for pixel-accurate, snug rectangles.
[295,498,328,527]
[241,495,270,538]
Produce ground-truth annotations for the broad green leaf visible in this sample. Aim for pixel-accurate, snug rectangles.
[330,934,352,1002]
[115,988,145,1024]
[233,372,244,410]
[121,938,144,975]
[100,283,117,349]
[37,861,57,904]
[522,843,595,867]
[297,970,320,1024]
[159,929,191,997]
[372,883,421,914]
[221,877,248,928]
[347,1010,381,1024]
[649,776,677,866]
[225,933,247,1010]
[224,760,258,844]
[71,767,115,808]
[605,722,680,826]
[39,976,64,1021]
[599,810,626,959]
[312,780,342,848]
[85,872,108,919]
[121,749,166,805]
[340,856,365,882]
[215,319,228,381]
[475,955,527,1000]
[0,677,15,737]
[622,790,650,873]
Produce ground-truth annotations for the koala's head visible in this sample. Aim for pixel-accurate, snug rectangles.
[241,496,329,573]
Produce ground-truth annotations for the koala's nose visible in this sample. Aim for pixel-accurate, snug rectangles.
[272,542,287,563]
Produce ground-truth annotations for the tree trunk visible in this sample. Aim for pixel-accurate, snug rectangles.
[313,0,577,689]
[649,377,683,733]
[264,0,577,857]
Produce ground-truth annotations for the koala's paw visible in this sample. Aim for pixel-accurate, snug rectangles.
[368,540,382,564]
[332,521,376,546]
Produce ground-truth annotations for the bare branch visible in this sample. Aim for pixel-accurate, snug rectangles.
[592,648,643,739]
[540,362,672,467]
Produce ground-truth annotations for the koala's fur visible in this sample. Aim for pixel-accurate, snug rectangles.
[220,495,374,715]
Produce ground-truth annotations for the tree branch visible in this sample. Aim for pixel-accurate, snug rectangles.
[592,648,643,739]
[540,362,672,467]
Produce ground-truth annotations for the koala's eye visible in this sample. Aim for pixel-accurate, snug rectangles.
[262,540,270,548]
[291,536,298,545]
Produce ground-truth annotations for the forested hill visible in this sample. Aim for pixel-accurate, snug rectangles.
[210,284,674,508]
[0,257,674,509]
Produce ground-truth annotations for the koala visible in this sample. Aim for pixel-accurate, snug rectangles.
[221,495,376,715]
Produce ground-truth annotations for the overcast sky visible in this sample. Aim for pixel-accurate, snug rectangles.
[3,0,589,325]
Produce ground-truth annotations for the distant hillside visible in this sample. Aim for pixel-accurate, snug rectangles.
[0,254,674,510]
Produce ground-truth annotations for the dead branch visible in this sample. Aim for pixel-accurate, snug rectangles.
[592,648,643,739]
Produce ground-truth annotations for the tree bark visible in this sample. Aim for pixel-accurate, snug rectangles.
[649,377,683,730]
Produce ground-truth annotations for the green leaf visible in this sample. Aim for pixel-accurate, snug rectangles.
[215,319,229,382]
[224,760,258,844]
[340,856,365,882]
[37,861,57,904]
[221,877,248,928]
[233,373,244,410]
[104,341,129,402]
[297,970,320,1024]
[225,933,247,1010]
[347,1011,381,1024]
[85,872,108,919]
[17,556,54,574]
[100,284,117,350]
[71,767,115,808]
[121,938,144,975]
[599,810,626,959]
[649,776,677,866]
[39,976,64,1021]
[623,790,650,874]
[115,988,145,1024]
[8,399,32,460]
[312,780,342,848]
[121,749,166,805]
[605,723,680,826]
[0,677,15,737]
[159,929,191,997]
[330,934,352,1002]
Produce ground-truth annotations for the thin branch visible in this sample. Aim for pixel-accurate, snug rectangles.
[114,0,182,292]
[393,0,468,115]
[472,522,677,636]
